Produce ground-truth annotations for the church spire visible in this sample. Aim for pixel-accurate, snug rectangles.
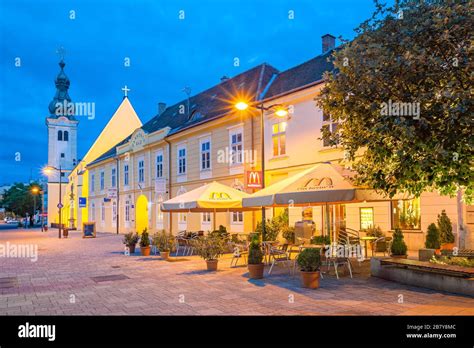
[48,49,75,119]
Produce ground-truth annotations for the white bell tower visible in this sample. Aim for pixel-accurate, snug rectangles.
[45,54,79,183]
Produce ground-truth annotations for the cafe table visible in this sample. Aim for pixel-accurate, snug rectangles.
[359,236,377,259]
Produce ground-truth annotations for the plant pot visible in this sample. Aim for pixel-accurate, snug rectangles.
[390,254,408,259]
[418,248,435,261]
[441,243,455,251]
[248,263,264,279]
[141,246,151,256]
[127,244,136,254]
[300,271,320,289]
[161,251,170,260]
[206,259,218,271]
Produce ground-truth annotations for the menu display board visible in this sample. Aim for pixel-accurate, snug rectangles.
[83,222,96,238]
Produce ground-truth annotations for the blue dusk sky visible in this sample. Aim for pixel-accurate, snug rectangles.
[0,0,383,185]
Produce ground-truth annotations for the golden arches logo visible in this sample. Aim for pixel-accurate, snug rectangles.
[303,177,333,188]
[209,192,232,200]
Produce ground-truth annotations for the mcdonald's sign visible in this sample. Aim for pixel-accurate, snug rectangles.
[246,170,263,189]
[209,192,232,200]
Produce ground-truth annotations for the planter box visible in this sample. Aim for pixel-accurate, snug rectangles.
[371,258,474,297]
[419,248,435,261]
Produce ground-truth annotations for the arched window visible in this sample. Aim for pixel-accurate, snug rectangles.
[57,130,63,141]
[63,131,69,141]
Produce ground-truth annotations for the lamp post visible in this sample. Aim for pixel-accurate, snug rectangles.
[234,101,289,239]
[43,165,63,238]
[31,186,39,226]
[114,156,120,234]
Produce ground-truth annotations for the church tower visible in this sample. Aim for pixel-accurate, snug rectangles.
[45,58,79,183]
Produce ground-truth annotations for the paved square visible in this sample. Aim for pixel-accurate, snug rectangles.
[0,228,473,315]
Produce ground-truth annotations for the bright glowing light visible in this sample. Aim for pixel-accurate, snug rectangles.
[42,166,55,176]
[235,101,249,111]
[31,187,39,194]
[275,108,288,117]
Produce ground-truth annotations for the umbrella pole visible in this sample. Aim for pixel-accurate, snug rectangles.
[213,210,216,231]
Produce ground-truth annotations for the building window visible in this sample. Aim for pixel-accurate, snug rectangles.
[125,200,130,222]
[112,201,117,223]
[202,212,211,223]
[156,205,163,224]
[272,122,287,157]
[124,164,129,186]
[391,198,421,230]
[90,174,95,192]
[138,160,145,183]
[156,152,163,178]
[232,211,243,223]
[60,153,65,158]
[178,213,187,223]
[178,147,186,175]
[57,130,63,141]
[91,202,96,221]
[200,139,211,170]
[60,172,65,177]
[63,131,69,141]
[322,112,339,147]
[230,132,243,164]
[101,202,105,222]
[100,171,105,191]
[359,207,374,230]
[111,168,116,188]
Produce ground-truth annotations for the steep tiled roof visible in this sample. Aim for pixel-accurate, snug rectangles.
[88,63,278,167]
[264,49,337,100]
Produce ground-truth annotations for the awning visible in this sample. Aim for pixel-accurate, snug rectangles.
[161,181,257,212]
[242,162,412,208]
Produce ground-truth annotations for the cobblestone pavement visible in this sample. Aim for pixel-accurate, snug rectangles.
[0,228,473,315]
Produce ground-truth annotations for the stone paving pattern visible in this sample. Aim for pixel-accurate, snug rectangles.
[0,228,473,315]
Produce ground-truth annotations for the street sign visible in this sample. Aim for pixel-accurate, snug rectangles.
[57,203,63,209]
[245,170,263,189]
[78,197,87,208]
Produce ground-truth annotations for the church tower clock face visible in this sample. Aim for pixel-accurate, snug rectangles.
[45,58,79,183]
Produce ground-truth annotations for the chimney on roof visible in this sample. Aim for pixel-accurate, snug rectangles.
[322,34,336,53]
[220,75,230,83]
[158,102,166,116]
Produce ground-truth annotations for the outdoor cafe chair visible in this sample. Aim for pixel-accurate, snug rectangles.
[371,236,392,257]
[268,245,293,276]
[230,241,248,267]
[322,244,353,279]
[175,237,189,256]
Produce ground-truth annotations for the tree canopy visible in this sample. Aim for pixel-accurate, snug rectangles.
[318,0,473,203]
[1,182,43,217]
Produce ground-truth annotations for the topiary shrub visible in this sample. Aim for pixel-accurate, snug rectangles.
[248,234,264,265]
[437,210,454,244]
[390,228,407,256]
[425,223,440,249]
[296,248,321,272]
[139,228,150,247]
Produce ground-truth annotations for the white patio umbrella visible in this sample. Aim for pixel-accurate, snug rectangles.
[161,181,257,230]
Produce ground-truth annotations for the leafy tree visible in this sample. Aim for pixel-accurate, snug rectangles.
[1,182,43,217]
[318,0,473,203]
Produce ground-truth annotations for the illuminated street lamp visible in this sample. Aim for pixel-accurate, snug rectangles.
[234,101,289,238]
[42,165,64,239]
[31,186,40,227]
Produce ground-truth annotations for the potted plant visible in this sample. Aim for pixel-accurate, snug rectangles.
[438,210,455,251]
[152,230,174,260]
[139,229,151,256]
[296,248,322,289]
[123,232,139,254]
[282,226,296,244]
[310,235,331,245]
[419,223,440,261]
[390,228,408,258]
[247,234,264,279]
[192,235,225,271]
